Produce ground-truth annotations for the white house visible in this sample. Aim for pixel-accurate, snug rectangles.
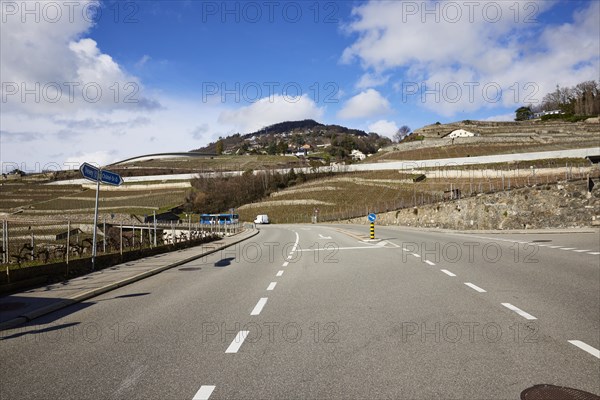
[446,129,477,138]
[351,149,366,161]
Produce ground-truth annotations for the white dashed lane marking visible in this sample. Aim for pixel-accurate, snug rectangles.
[441,269,456,277]
[424,260,435,266]
[282,261,289,267]
[250,298,268,316]
[501,303,537,320]
[192,385,215,400]
[276,270,284,277]
[568,340,600,359]
[266,282,277,291]
[225,331,249,353]
[464,282,487,293]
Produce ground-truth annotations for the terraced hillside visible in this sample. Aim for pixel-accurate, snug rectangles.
[371,119,600,162]
[237,159,598,224]
[0,181,188,223]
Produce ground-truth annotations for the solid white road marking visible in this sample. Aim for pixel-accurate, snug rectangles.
[193,385,216,400]
[568,340,600,359]
[251,298,268,316]
[464,282,487,293]
[276,270,284,277]
[225,331,249,353]
[282,261,289,267]
[441,269,456,277]
[424,260,435,266]
[501,303,537,320]
[266,282,277,291]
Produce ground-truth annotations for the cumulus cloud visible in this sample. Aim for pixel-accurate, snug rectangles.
[337,89,391,119]
[0,0,168,170]
[367,120,398,138]
[191,124,210,140]
[356,72,390,89]
[342,0,600,116]
[218,94,324,133]
[65,150,118,168]
[0,0,159,115]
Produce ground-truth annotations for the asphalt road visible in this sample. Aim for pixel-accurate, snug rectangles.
[1,224,599,399]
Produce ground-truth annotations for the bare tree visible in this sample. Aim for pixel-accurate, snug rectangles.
[393,125,411,142]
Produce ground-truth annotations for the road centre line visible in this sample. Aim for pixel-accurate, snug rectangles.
[192,385,216,400]
[251,298,268,316]
[501,303,537,320]
[225,331,250,353]
[266,282,277,291]
[276,270,284,277]
[464,282,487,293]
[298,246,385,252]
[424,260,435,266]
[441,269,456,277]
[568,340,600,359]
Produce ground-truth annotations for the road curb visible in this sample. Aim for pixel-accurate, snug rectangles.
[0,229,260,331]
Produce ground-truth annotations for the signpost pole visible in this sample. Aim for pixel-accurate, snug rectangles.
[368,213,377,240]
[91,176,100,271]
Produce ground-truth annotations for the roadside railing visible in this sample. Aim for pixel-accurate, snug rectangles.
[0,219,242,268]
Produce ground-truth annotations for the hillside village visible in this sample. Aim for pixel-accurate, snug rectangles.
[193,119,392,161]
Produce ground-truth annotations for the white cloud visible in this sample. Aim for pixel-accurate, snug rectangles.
[337,89,391,119]
[356,72,390,89]
[65,150,118,168]
[135,55,151,68]
[342,1,600,116]
[218,94,324,133]
[0,0,158,115]
[367,119,398,138]
[483,113,515,122]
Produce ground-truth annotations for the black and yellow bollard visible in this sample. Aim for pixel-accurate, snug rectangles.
[370,223,375,239]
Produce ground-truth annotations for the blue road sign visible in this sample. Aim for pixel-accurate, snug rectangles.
[368,213,377,222]
[79,162,123,186]
[100,169,123,186]
[79,162,99,181]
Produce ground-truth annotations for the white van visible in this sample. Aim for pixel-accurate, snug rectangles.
[254,214,270,224]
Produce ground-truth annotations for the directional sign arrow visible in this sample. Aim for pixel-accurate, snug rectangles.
[368,213,377,222]
[99,169,123,186]
[79,162,123,186]
[79,162,99,182]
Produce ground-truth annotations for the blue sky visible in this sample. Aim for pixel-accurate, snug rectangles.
[1,0,599,170]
